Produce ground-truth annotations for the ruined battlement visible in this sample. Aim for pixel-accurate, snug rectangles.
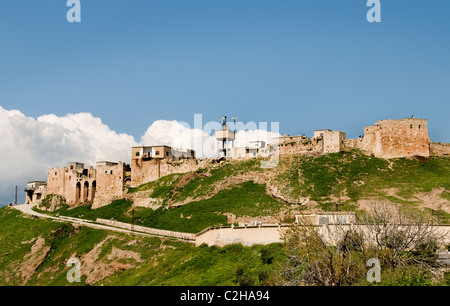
[349,118,430,159]
[276,129,346,155]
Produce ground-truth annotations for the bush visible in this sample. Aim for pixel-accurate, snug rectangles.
[235,265,255,286]
[377,266,433,286]
[260,246,275,265]
[257,268,270,285]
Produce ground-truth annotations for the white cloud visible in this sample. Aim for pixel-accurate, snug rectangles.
[0,106,136,205]
[0,106,281,205]
[140,120,218,158]
[140,119,281,158]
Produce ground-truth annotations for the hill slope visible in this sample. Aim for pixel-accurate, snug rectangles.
[0,207,282,286]
[39,150,450,232]
[125,150,450,227]
[2,150,450,286]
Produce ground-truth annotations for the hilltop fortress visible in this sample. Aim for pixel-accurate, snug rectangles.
[24,118,450,208]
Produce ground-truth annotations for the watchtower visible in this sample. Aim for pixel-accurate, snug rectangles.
[215,116,236,158]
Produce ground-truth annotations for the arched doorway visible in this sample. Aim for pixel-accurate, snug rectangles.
[76,182,81,203]
[91,181,96,202]
[84,181,89,203]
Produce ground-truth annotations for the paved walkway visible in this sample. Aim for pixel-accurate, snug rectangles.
[12,204,162,238]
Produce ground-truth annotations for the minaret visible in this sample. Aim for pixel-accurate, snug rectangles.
[215,116,235,158]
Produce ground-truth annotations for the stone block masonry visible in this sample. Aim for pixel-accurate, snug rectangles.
[45,161,130,208]
[130,155,210,188]
[346,118,430,159]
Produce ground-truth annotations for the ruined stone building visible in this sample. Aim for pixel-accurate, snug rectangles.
[44,161,131,208]
[24,181,47,204]
[276,129,346,155]
[345,118,430,158]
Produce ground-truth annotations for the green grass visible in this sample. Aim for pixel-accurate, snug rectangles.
[357,265,434,286]
[97,242,284,286]
[0,206,284,286]
[133,181,284,233]
[441,190,450,201]
[127,173,181,198]
[39,181,285,234]
[127,159,263,205]
[43,199,134,223]
[169,159,264,203]
[276,150,450,205]
[0,207,109,285]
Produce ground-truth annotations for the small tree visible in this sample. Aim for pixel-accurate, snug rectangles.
[279,219,366,286]
[358,202,443,268]
[278,202,445,286]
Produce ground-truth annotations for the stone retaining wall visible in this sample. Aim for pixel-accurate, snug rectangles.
[96,218,196,240]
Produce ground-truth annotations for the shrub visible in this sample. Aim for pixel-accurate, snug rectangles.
[260,246,275,265]
[235,265,255,286]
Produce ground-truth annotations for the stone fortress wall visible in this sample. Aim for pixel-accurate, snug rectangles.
[26,118,450,209]
[44,161,130,209]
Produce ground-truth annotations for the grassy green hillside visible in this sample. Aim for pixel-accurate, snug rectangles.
[3,151,450,286]
[275,150,450,221]
[0,207,283,286]
[276,150,450,202]
[41,181,285,233]
[38,150,450,232]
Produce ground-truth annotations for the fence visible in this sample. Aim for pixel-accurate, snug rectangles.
[96,218,196,241]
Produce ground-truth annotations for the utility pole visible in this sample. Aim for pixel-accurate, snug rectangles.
[15,186,18,205]
[131,208,135,234]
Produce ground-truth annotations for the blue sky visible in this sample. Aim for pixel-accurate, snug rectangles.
[1,0,449,140]
[0,0,449,204]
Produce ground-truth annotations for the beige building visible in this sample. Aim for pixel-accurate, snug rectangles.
[24,181,47,204]
[276,129,346,155]
[215,128,235,158]
[92,161,131,208]
[320,130,347,154]
[130,145,198,187]
[132,145,195,161]
[277,118,432,159]
[231,140,272,159]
